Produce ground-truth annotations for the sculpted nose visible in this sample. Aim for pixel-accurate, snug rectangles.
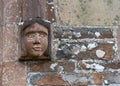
[35,37,40,43]
[34,34,41,44]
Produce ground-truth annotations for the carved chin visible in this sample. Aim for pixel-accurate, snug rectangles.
[31,51,44,57]
[26,47,47,57]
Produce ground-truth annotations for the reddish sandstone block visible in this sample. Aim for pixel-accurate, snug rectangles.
[80,73,102,85]
[57,61,75,72]
[2,62,27,86]
[103,62,120,69]
[47,0,56,22]
[78,61,87,69]
[3,0,20,22]
[33,74,68,85]
[80,28,113,39]
[22,0,52,21]
[22,0,39,20]
[56,40,115,60]
[29,61,75,73]
[77,43,114,60]
[54,27,113,39]
[3,24,19,62]
[92,73,102,85]
[0,0,3,25]
[103,73,109,80]
[29,61,54,72]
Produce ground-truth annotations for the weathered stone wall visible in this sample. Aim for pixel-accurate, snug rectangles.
[0,0,120,86]
[54,0,120,26]
[0,0,3,86]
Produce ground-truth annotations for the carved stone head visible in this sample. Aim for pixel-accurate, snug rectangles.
[20,17,51,61]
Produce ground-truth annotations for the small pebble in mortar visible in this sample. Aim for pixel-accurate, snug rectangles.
[104,80,109,85]
[96,49,105,58]
[86,63,104,72]
[95,32,101,38]
[50,63,58,70]
[73,32,81,38]
[87,42,98,50]
[18,22,24,25]
[80,45,87,52]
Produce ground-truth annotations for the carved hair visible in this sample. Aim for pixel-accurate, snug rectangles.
[20,17,51,59]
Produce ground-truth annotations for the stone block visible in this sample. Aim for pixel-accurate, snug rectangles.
[3,24,19,62]
[28,73,68,86]
[103,72,120,85]
[3,0,20,23]
[78,61,105,72]
[56,42,114,60]
[54,27,113,39]
[29,60,75,73]
[79,43,114,60]
[0,12,3,86]
[54,27,115,60]
[24,69,120,85]
[117,28,120,60]
[103,62,120,69]
[22,0,41,20]
[91,73,102,85]
[107,72,120,84]
[57,61,75,72]
[60,73,103,85]
[29,61,54,72]
[0,0,3,25]
[2,61,27,86]
[79,73,102,85]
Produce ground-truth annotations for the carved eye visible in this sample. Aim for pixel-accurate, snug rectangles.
[26,32,47,39]
[27,33,35,38]
[39,32,46,37]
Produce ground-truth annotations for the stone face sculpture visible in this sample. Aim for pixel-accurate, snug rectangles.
[20,17,51,61]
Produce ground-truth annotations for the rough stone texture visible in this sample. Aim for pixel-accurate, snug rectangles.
[3,24,19,62]
[29,61,54,72]
[56,61,75,72]
[54,27,113,39]
[0,61,2,86]
[21,0,46,21]
[0,0,3,86]
[2,62,27,86]
[0,0,3,25]
[3,0,20,23]
[0,24,3,86]
[107,72,120,84]
[104,62,120,69]
[29,60,75,73]
[28,73,69,86]
[1,0,27,86]
[54,0,120,26]
[117,27,120,60]
[28,72,117,85]
[1,0,120,86]
[56,42,114,60]
[32,74,68,85]
[53,27,115,60]
[21,0,55,22]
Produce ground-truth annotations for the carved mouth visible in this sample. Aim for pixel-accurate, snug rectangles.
[33,45,41,51]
